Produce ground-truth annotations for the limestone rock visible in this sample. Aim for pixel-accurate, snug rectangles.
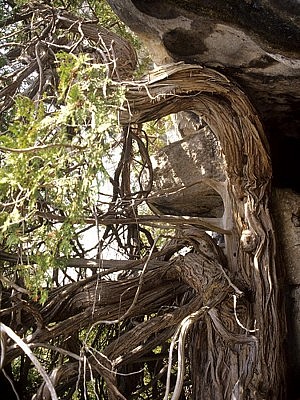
[272,189,300,285]
[149,127,225,217]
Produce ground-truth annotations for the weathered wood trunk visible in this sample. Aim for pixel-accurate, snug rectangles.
[107,1,300,395]
[123,63,286,399]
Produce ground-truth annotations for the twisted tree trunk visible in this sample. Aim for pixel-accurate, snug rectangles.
[0,63,286,400]
[122,63,286,399]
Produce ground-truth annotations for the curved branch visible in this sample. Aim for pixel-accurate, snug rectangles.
[35,211,231,234]
[0,323,58,400]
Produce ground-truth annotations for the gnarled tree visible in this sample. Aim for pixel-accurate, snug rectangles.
[0,2,287,400]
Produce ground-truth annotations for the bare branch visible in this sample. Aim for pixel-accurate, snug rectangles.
[0,143,86,153]
[35,211,230,234]
[0,323,58,400]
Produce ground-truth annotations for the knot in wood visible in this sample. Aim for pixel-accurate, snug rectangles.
[240,229,257,253]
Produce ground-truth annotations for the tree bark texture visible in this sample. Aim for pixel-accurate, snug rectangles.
[107,0,300,192]
[0,63,287,399]
[121,63,286,399]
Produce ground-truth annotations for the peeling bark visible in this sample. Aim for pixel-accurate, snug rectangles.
[0,62,287,399]
[107,0,300,192]
[120,63,286,399]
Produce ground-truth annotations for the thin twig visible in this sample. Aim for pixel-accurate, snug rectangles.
[233,295,258,333]
[0,143,86,153]
[86,236,160,328]
[0,323,58,400]
[164,307,209,400]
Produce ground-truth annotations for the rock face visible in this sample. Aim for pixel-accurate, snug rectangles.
[273,189,300,285]
[272,189,300,396]
[107,0,300,192]
[150,124,225,217]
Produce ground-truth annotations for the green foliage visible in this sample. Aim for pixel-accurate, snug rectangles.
[0,52,125,301]
[0,4,176,398]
